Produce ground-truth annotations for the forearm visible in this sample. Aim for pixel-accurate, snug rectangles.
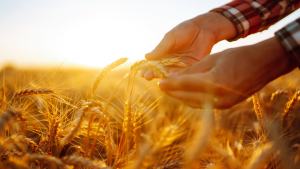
[211,0,300,41]
[252,37,296,84]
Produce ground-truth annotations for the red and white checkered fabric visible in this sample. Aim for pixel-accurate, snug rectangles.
[211,0,300,41]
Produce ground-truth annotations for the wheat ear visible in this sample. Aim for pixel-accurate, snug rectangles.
[47,116,60,154]
[281,90,300,127]
[0,108,22,135]
[62,156,107,169]
[4,135,45,155]
[130,59,147,71]
[245,142,274,169]
[270,89,290,114]
[11,88,55,100]
[27,154,67,169]
[92,57,128,97]
[156,57,187,67]
[60,107,86,148]
[132,62,169,78]
[252,93,264,135]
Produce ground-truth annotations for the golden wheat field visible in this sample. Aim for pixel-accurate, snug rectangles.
[0,58,300,169]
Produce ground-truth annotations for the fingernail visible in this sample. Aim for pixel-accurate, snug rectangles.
[157,81,165,90]
[140,70,144,77]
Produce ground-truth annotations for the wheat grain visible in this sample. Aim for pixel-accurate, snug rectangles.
[252,93,264,135]
[121,102,133,161]
[133,111,141,153]
[92,57,128,97]
[281,90,300,127]
[11,88,55,100]
[156,57,187,67]
[130,59,147,71]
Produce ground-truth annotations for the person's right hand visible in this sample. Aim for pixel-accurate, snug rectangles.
[141,12,237,80]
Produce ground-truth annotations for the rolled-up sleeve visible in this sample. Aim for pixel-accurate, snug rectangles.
[275,18,300,68]
[211,0,300,41]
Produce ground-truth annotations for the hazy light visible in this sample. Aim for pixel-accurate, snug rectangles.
[0,0,299,68]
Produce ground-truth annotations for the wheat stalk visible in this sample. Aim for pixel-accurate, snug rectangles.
[92,57,128,97]
[281,90,300,127]
[11,88,55,100]
[60,106,86,148]
[62,156,108,169]
[252,93,264,135]
[90,76,128,163]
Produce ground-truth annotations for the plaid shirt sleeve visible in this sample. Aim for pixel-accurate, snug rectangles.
[275,18,300,67]
[211,0,300,41]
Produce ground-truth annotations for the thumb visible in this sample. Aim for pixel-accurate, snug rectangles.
[145,31,174,60]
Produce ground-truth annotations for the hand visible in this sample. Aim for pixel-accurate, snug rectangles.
[141,12,237,80]
[158,37,296,109]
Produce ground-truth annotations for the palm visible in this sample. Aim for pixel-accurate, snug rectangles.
[143,20,216,79]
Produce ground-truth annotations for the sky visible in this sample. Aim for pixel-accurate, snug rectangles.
[0,0,299,68]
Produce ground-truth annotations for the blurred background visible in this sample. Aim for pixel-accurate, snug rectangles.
[1,0,300,69]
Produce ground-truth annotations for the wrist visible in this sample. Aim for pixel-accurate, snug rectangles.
[190,12,237,42]
[252,37,296,81]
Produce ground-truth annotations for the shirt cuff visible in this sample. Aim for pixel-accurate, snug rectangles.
[275,18,300,68]
[211,1,262,41]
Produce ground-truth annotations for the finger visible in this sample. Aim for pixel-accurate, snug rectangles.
[164,90,216,108]
[158,73,216,92]
[145,31,174,60]
[144,70,155,81]
[142,67,172,80]
[140,68,147,77]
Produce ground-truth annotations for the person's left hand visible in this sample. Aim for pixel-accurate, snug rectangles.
[158,37,296,109]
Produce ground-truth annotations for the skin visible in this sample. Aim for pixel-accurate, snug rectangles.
[141,12,237,80]
[158,37,296,109]
[142,12,297,109]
